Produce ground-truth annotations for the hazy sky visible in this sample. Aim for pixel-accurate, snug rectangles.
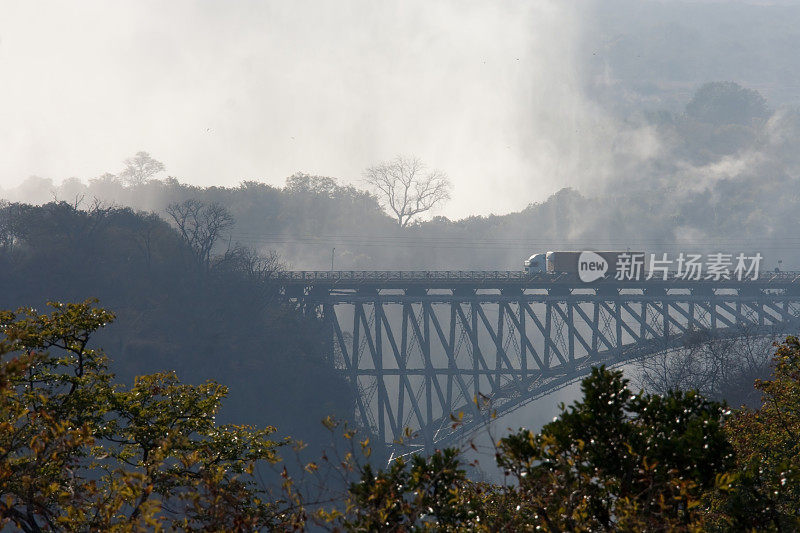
[0,0,658,218]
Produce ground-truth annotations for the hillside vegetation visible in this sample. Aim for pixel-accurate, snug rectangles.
[4,82,799,271]
[0,201,352,444]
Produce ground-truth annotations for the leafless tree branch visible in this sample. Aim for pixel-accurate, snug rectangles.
[635,325,778,407]
[363,155,451,227]
[166,199,234,271]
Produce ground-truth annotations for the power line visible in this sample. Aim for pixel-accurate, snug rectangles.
[229,231,800,251]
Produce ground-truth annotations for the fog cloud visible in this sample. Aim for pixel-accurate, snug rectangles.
[0,0,664,218]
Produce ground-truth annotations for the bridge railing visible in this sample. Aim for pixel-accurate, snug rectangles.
[272,270,800,283]
[274,270,534,281]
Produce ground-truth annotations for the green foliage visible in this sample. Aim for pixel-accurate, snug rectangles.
[307,366,740,532]
[495,366,733,530]
[303,345,800,532]
[709,336,800,530]
[342,448,473,531]
[0,299,300,531]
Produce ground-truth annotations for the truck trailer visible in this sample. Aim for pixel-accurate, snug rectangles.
[524,250,646,280]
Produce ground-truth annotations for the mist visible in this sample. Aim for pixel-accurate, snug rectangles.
[5,1,800,222]
[3,0,800,481]
[1,0,610,218]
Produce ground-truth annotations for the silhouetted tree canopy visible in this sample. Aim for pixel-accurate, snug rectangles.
[0,201,352,445]
[119,151,166,186]
[686,81,769,127]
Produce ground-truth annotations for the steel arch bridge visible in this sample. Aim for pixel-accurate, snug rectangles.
[277,270,800,457]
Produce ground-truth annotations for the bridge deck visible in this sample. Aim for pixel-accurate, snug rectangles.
[275,270,800,290]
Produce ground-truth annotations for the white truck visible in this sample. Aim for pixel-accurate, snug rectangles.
[524,251,646,279]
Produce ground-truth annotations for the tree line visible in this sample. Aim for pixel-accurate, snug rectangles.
[4,81,798,275]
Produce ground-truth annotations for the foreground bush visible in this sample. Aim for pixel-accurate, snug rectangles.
[0,300,303,531]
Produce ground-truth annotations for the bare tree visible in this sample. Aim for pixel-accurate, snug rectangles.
[0,200,21,255]
[120,151,165,187]
[363,156,451,227]
[217,245,284,281]
[635,326,778,407]
[166,199,234,270]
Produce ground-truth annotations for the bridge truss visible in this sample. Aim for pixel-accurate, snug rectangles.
[278,271,800,456]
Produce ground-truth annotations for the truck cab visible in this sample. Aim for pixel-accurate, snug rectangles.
[524,253,547,274]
